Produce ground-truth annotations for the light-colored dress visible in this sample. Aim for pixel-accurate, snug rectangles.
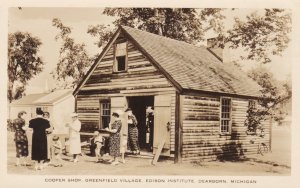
[69,119,81,154]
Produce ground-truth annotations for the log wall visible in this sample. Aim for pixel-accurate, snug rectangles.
[181,94,270,161]
[76,37,176,155]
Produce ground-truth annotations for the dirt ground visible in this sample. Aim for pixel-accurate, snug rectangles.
[7,126,291,176]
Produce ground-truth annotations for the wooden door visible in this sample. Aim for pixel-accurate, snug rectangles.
[153,95,171,156]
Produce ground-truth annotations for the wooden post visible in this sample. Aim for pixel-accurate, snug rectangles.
[74,95,77,113]
[174,92,182,163]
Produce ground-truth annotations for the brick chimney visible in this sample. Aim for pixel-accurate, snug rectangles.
[207,37,224,62]
[154,9,163,36]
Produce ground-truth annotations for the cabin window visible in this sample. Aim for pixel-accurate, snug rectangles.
[220,98,231,134]
[114,42,127,72]
[116,56,126,71]
[100,100,111,128]
[248,100,257,109]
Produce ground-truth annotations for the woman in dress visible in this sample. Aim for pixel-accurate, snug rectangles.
[67,113,81,163]
[125,108,140,155]
[29,109,50,170]
[13,111,29,166]
[105,110,122,165]
[43,112,53,165]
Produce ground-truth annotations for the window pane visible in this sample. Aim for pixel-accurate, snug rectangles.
[102,116,110,128]
[116,56,126,71]
[220,98,231,133]
[100,101,111,128]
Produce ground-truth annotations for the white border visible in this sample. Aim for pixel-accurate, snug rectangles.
[1,1,299,188]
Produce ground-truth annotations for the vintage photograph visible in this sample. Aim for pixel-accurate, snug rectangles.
[7,7,292,176]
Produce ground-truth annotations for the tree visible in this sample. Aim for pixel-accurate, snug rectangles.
[245,66,292,132]
[103,8,206,44]
[103,8,291,64]
[87,24,115,60]
[8,32,44,103]
[226,9,291,64]
[52,18,92,88]
[87,24,114,49]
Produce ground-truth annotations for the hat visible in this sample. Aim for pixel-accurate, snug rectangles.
[52,135,59,141]
[18,111,27,118]
[146,106,154,113]
[112,109,123,117]
[43,111,50,116]
[70,112,78,117]
[36,108,44,115]
[125,108,132,112]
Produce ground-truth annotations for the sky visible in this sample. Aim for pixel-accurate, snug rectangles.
[9,7,116,93]
[8,7,292,94]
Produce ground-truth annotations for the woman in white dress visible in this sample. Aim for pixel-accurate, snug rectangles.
[67,113,81,163]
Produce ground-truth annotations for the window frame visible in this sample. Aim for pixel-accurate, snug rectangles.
[113,41,128,73]
[99,99,111,129]
[219,97,232,135]
[248,100,257,109]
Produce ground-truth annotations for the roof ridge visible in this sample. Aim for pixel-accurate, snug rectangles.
[121,25,208,51]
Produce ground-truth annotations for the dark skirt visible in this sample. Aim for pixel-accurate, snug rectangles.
[15,141,28,157]
[31,132,48,161]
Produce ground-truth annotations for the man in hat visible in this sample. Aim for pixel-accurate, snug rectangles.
[66,112,81,163]
[125,108,140,155]
[29,108,50,170]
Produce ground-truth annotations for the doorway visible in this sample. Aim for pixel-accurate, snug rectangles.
[127,96,154,151]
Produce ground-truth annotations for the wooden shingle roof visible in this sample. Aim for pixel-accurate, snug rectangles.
[121,26,262,97]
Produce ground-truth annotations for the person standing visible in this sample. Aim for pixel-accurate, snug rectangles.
[105,110,122,165]
[29,109,50,170]
[43,112,53,165]
[67,113,81,163]
[125,108,140,155]
[51,135,63,167]
[13,111,29,166]
[146,107,154,152]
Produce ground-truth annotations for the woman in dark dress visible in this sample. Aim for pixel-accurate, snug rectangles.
[105,110,122,165]
[13,111,29,166]
[29,109,50,170]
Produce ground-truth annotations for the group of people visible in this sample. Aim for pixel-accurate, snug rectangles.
[12,107,142,169]
[12,109,82,170]
[92,108,140,165]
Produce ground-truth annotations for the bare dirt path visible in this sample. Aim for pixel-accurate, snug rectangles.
[7,126,290,176]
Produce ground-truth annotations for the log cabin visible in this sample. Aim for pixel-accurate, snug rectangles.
[73,26,270,162]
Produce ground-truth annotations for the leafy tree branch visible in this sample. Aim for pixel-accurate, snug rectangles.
[8,32,44,102]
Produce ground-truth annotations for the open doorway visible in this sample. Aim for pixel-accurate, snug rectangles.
[127,96,154,152]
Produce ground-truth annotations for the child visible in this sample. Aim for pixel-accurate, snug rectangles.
[51,135,63,167]
[93,131,104,162]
